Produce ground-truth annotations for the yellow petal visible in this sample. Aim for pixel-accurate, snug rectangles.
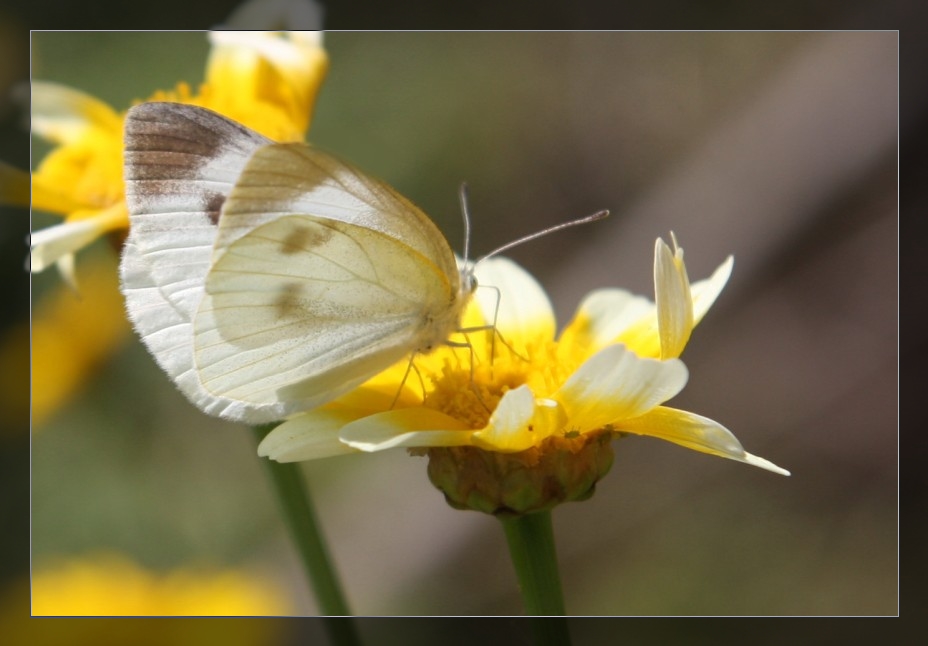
[30,85,126,213]
[618,406,790,475]
[336,370,428,412]
[30,173,92,214]
[339,408,473,452]
[555,344,688,433]
[204,31,328,141]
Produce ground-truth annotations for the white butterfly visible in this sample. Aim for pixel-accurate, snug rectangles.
[120,102,474,423]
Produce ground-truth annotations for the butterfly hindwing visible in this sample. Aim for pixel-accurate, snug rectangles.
[193,213,458,421]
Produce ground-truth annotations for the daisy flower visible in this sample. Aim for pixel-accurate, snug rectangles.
[260,235,789,516]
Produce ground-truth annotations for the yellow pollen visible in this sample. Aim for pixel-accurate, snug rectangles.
[421,338,570,431]
[424,362,504,430]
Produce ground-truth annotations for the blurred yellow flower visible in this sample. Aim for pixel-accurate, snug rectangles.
[3,575,292,643]
[260,236,788,515]
[28,253,130,427]
[29,553,291,616]
[29,31,328,287]
[23,30,328,424]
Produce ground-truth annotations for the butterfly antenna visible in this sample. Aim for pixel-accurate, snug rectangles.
[476,209,609,265]
[459,182,473,269]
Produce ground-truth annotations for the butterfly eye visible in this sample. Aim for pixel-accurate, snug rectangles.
[461,269,478,293]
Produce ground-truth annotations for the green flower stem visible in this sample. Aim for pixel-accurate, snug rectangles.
[500,510,571,644]
[252,425,359,644]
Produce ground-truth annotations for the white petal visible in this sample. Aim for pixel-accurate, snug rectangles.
[691,255,734,325]
[339,408,473,452]
[258,408,361,462]
[555,344,688,432]
[208,31,305,67]
[740,453,791,476]
[472,256,555,343]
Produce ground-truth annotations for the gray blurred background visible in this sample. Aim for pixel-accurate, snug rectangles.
[5,12,909,633]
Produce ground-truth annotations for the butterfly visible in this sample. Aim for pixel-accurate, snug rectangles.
[120,102,478,423]
[120,102,607,424]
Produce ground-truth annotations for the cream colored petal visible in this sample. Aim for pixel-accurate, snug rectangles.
[258,408,364,462]
[471,384,550,452]
[30,207,124,272]
[472,256,556,345]
[558,288,654,358]
[555,344,688,433]
[31,82,122,144]
[610,249,733,359]
[289,31,325,47]
[339,408,473,452]
[691,255,734,325]
[30,220,98,272]
[618,406,790,475]
[654,236,693,359]
[209,31,310,67]
[54,254,79,292]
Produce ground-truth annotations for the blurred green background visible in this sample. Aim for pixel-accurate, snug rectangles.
[18,26,898,623]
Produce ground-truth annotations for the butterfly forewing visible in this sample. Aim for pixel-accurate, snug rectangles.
[210,142,460,286]
[122,102,270,317]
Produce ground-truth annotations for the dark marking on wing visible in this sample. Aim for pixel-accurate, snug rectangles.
[274,283,305,318]
[204,191,227,225]
[280,223,333,255]
[123,103,271,220]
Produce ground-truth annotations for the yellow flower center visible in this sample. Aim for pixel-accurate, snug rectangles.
[420,335,573,431]
[410,330,620,515]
